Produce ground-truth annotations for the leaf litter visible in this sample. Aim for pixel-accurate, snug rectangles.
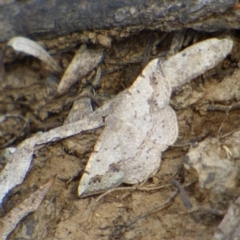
[0,176,55,240]
[0,33,238,239]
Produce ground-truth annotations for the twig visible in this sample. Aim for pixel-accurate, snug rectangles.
[109,181,196,238]
[207,103,240,112]
[219,127,240,139]
[110,190,179,238]
[96,184,171,203]
[96,168,181,203]
[170,178,200,223]
[185,207,225,217]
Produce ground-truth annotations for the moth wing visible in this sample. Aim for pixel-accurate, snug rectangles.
[78,112,153,197]
[122,106,178,184]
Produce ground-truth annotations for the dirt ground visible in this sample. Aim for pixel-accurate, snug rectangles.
[1,29,240,239]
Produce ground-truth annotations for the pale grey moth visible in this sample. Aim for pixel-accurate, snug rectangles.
[78,58,178,197]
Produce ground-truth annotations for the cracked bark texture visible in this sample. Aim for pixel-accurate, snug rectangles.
[0,0,238,43]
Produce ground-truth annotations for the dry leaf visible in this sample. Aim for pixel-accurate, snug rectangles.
[0,176,54,240]
[56,44,104,96]
[7,36,61,72]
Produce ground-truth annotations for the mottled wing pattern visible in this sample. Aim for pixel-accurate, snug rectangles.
[122,106,178,184]
[78,59,176,197]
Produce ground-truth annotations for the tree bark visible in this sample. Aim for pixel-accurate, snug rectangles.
[0,0,238,43]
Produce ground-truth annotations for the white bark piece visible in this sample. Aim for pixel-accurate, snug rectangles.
[56,44,104,96]
[0,137,37,203]
[0,38,233,202]
[7,36,61,72]
[0,177,54,240]
[163,38,233,89]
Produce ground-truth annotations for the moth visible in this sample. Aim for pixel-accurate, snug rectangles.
[78,58,177,197]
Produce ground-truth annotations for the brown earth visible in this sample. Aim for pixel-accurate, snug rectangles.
[1,29,240,240]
